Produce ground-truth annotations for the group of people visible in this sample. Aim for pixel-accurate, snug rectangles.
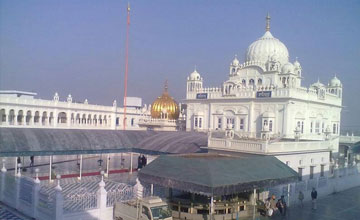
[265,195,287,217]
[137,154,147,169]
[16,156,35,170]
[264,188,318,217]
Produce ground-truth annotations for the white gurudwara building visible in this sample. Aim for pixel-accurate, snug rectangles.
[185,15,343,181]
[0,90,150,130]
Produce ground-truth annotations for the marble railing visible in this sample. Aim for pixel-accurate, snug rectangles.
[186,86,341,106]
[208,136,332,154]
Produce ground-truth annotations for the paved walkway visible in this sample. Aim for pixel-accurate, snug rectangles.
[244,186,360,220]
[0,203,31,220]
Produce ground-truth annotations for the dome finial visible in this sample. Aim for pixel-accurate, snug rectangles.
[164,80,168,94]
[194,65,197,71]
[266,13,271,32]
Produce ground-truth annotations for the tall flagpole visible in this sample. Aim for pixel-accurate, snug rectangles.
[123,2,130,130]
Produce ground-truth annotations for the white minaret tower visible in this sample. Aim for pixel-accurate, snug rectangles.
[186,67,203,98]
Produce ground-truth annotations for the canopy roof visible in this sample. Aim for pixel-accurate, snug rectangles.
[350,141,360,154]
[0,128,207,156]
[139,154,298,196]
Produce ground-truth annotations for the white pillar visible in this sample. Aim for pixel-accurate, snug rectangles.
[210,195,214,218]
[78,155,83,180]
[151,184,154,196]
[0,163,7,201]
[15,172,21,210]
[252,189,257,220]
[253,188,257,205]
[1,158,6,173]
[14,157,18,176]
[130,153,133,174]
[49,156,52,182]
[106,154,110,177]
[287,184,291,207]
[33,169,41,218]
[135,178,143,199]
[54,175,63,220]
[97,171,107,218]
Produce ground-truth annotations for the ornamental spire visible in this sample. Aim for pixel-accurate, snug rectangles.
[266,13,271,32]
[164,80,168,95]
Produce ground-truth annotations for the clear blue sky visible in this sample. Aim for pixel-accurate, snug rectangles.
[1,0,359,132]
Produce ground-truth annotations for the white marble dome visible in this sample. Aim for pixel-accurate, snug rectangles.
[330,76,342,87]
[246,31,289,65]
[281,62,295,74]
[189,69,201,80]
[311,80,325,88]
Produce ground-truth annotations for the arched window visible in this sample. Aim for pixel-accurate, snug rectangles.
[242,79,246,86]
[249,79,254,85]
[232,68,236,73]
[258,78,262,85]
[0,109,6,124]
[58,112,67,124]
[131,118,135,126]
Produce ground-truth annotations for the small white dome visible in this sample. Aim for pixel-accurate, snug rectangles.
[231,56,240,66]
[311,80,325,88]
[293,60,301,69]
[189,69,201,80]
[281,62,295,74]
[246,31,289,65]
[330,76,342,87]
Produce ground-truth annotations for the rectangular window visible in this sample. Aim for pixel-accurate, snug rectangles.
[301,122,304,134]
[310,122,313,133]
[310,166,314,179]
[333,124,336,134]
[227,118,235,129]
[315,122,320,134]
[320,165,325,177]
[240,118,244,130]
[298,168,303,181]
[269,120,273,131]
[199,118,202,128]
[322,122,325,133]
[116,117,120,126]
[194,117,198,128]
[217,118,222,129]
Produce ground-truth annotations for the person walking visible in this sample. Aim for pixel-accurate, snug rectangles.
[29,155,34,167]
[311,188,318,210]
[17,157,21,166]
[279,195,287,216]
[298,191,304,207]
[141,155,147,167]
[137,155,143,170]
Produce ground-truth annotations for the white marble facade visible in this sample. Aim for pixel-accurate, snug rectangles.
[0,90,150,130]
[185,16,342,147]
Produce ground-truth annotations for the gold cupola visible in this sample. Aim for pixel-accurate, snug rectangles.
[151,81,180,120]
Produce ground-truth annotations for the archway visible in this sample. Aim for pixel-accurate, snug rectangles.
[58,112,67,124]
[0,109,6,125]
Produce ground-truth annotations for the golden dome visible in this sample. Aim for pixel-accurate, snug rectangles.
[151,82,180,120]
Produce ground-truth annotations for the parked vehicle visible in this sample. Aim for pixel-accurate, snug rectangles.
[114,196,172,220]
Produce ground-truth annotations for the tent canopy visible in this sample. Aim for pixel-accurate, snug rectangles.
[139,153,298,196]
[0,128,207,156]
